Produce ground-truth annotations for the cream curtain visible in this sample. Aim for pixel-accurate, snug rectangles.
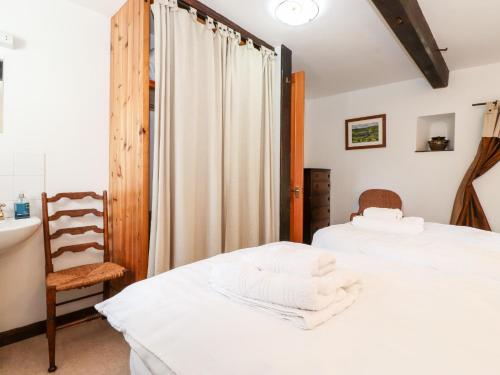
[149,0,276,275]
[223,37,276,251]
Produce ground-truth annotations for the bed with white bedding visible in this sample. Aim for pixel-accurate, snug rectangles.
[97,223,500,375]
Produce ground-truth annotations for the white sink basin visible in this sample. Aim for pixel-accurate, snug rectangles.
[0,217,41,253]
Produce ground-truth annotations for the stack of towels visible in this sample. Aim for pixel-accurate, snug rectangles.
[210,242,361,330]
[352,207,424,235]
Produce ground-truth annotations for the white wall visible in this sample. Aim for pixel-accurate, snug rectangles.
[0,0,110,331]
[305,63,500,232]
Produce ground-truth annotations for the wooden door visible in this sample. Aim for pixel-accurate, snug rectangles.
[109,0,150,285]
[290,71,305,243]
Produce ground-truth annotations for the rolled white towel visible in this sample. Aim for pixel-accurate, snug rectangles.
[210,260,359,311]
[242,242,336,277]
[363,207,403,220]
[352,216,424,235]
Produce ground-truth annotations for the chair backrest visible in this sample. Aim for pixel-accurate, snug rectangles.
[350,189,403,220]
[41,191,109,275]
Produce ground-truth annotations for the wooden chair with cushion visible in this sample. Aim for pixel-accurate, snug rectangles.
[41,191,126,372]
[350,189,403,221]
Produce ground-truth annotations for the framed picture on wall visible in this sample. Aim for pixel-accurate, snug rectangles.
[345,114,386,150]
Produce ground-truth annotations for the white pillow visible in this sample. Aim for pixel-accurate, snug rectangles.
[363,207,403,220]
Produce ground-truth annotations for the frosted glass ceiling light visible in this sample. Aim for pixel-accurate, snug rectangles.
[275,0,319,26]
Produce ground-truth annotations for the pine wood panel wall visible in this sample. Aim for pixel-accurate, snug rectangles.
[109,0,150,284]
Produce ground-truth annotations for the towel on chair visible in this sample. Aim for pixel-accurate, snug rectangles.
[242,242,336,277]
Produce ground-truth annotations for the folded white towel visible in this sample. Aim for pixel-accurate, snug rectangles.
[352,215,424,235]
[363,207,403,220]
[210,260,359,311]
[317,271,360,295]
[212,281,361,330]
[242,242,336,277]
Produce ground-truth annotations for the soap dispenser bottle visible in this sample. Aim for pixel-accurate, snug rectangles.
[14,193,30,219]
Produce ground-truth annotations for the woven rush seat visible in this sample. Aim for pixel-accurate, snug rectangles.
[46,262,126,291]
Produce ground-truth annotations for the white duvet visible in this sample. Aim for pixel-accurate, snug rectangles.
[97,223,500,375]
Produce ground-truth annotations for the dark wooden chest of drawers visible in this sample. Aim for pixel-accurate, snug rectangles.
[303,168,331,244]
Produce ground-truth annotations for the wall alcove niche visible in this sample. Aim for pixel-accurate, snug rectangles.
[415,112,455,152]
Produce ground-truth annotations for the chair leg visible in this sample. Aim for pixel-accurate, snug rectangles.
[46,288,57,373]
[103,281,111,300]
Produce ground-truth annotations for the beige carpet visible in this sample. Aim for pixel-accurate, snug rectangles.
[0,319,130,375]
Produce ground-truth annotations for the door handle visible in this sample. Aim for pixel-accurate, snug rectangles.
[292,187,302,198]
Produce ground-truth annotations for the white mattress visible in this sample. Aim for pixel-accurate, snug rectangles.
[130,350,152,375]
[97,224,500,375]
[313,222,500,281]
[130,346,174,375]
[130,349,175,375]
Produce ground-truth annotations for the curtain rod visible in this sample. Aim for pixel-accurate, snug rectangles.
[177,0,277,55]
[152,0,277,55]
[472,100,498,107]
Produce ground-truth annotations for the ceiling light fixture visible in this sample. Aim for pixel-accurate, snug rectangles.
[275,0,319,26]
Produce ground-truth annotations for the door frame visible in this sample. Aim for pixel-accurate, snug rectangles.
[279,45,292,241]
[290,71,305,243]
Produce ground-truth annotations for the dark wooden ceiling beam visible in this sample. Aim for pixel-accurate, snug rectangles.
[371,0,449,88]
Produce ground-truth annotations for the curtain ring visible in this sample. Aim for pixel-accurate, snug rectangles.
[246,38,254,49]
[206,16,215,29]
[189,7,197,20]
[261,47,274,60]
[168,0,178,9]
[217,23,229,37]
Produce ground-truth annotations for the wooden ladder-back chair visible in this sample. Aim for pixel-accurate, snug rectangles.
[350,189,403,221]
[41,191,126,372]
